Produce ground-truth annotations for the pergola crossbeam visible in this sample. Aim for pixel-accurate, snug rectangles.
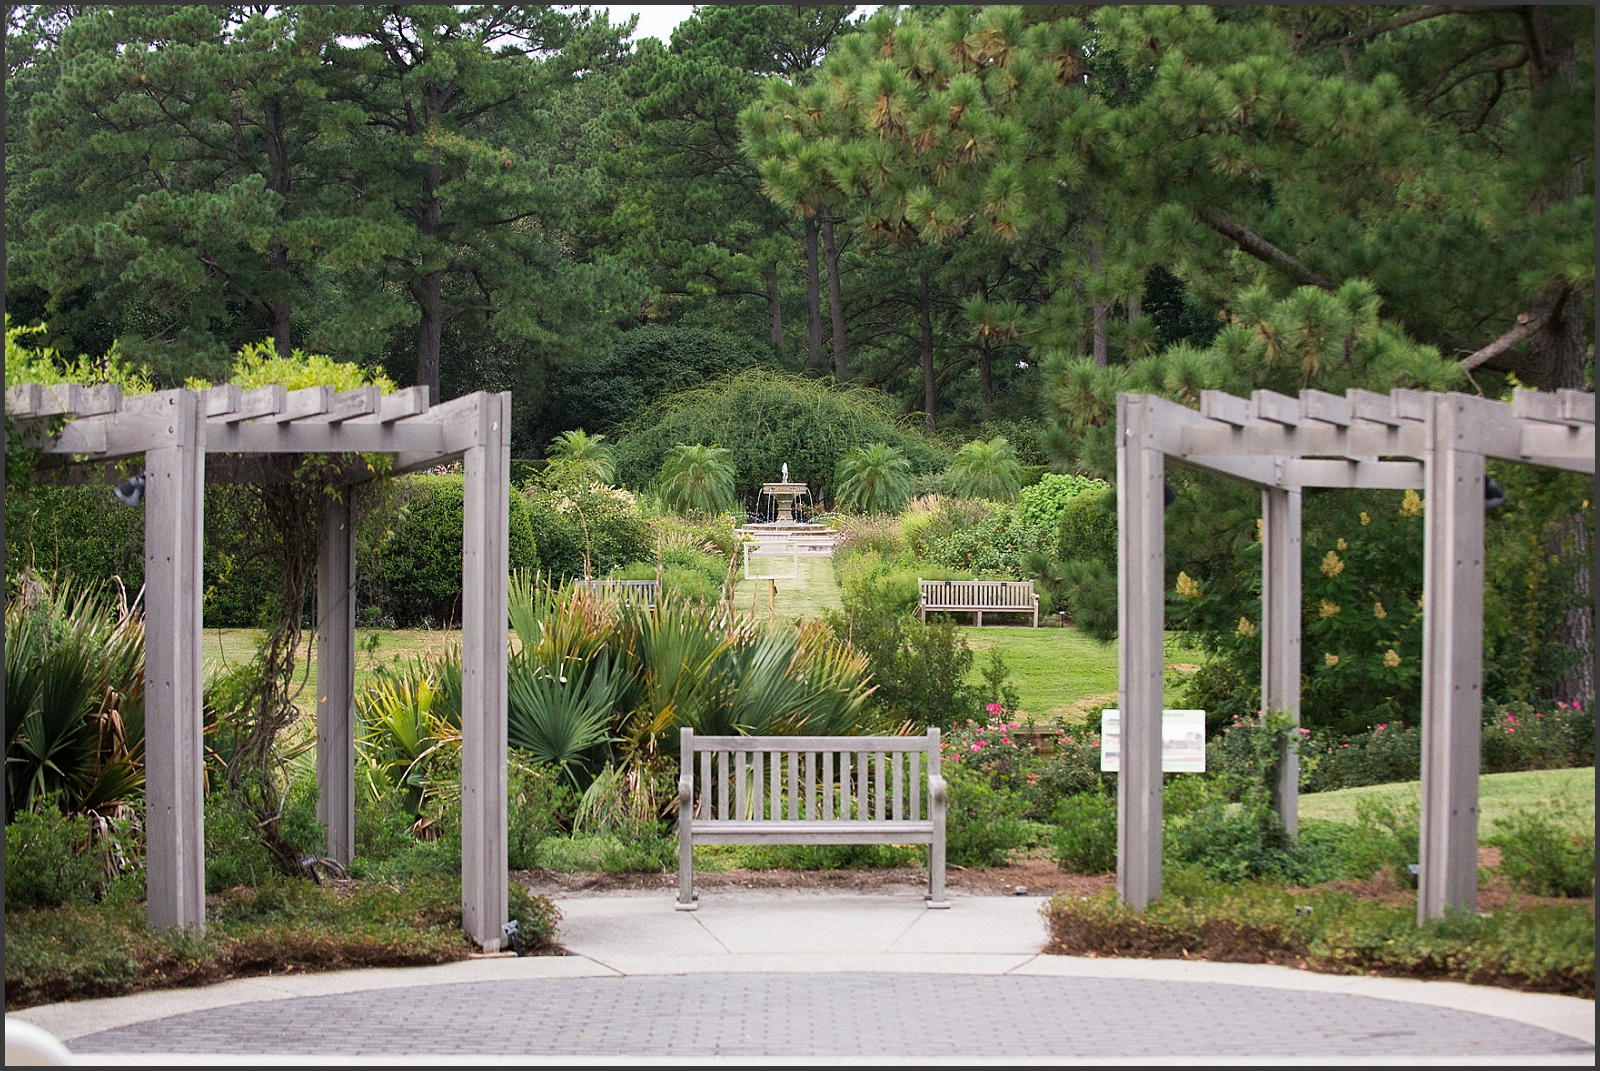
[1116,386,1594,924]
[6,384,512,948]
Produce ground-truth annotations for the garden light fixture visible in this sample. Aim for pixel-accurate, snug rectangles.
[1484,477,1505,510]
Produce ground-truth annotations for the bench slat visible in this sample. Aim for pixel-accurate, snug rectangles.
[876,751,887,821]
[892,753,903,821]
[689,734,931,752]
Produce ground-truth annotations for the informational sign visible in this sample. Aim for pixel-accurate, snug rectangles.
[1100,709,1207,773]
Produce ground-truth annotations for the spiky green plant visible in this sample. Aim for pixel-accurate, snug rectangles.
[656,444,737,515]
[947,436,1022,501]
[546,429,615,486]
[5,573,145,818]
[835,442,913,514]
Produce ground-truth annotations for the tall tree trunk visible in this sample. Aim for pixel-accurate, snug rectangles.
[414,272,444,403]
[1524,282,1588,391]
[1088,210,1108,366]
[765,262,783,353]
[920,271,936,434]
[1553,512,1594,703]
[805,216,822,365]
[821,213,847,378]
[263,97,293,358]
[415,154,445,403]
[1128,290,1142,323]
[977,341,993,421]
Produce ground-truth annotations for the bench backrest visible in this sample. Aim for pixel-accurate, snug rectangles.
[918,579,1036,609]
[681,728,941,824]
[573,579,658,603]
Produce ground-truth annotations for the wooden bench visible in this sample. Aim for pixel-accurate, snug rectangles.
[572,578,658,607]
[676,727,948,910]
[917,579,1038,627]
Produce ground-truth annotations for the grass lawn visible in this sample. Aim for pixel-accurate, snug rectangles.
[205,627,465,717]
[959,625,1199,722]
[731,555,843,623]
[1298,767,1596,835]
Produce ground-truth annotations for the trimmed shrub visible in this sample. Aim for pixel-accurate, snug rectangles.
[1490,809,1596,898]
[205,790,282,893]
[4,808,103,908]
[946,766,1028,867]
[364,475,539,628]
[521,483,650,582]
[1052,794,1116,874]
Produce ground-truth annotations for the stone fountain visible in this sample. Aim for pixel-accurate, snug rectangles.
[738,464,839,555]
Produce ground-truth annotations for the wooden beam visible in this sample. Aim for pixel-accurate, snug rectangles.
[216,386,287,424]
[1346,388,1403,426]
[204,385,242,418]
[142,391,207,932]
[1116,393,1165,910]
[459,392,510,949]
[1419,394,1484,922]
[1557,389,1595,425]
[1520,425,1595,472]
[205,420,446,455]
[1179,422,1427,459]
[275,386,333,423]
[1391,389,1432,423]
[374,385,431,424]
[316,492,357,866]
[1251,389,1301,426]
[1199,390,1259,427]
[1261,488,1302,834]
[1299,389,1353,426]
[1284,459,1426,489]
[294,386,378,425]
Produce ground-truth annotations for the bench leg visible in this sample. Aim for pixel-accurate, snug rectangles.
[676,825,697,911]
[928,810,949,910]
[976,610,983,628]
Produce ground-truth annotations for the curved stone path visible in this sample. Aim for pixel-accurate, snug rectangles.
[17,891,1595,1061]
[65,972,1592,1059]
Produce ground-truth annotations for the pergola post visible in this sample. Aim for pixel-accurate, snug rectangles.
[142,390,207,930]
[1261,487,1303,834]
[460,391,510,948]
[1419,395,1485,920]
[315,491,357,865]
[1116,394,1165,909]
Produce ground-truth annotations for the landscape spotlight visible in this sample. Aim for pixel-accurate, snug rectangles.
[113,473,146,507]
[1484,477,1506,510]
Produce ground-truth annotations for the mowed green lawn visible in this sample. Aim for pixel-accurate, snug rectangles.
[204,627,465,718]
[960,625,1198,723]
[731,554,843,623]
[1299,767,1596,835]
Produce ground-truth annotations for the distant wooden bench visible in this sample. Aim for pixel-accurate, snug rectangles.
[918,579,1038,627]
[572,578,658,607]
[676,727,948,910]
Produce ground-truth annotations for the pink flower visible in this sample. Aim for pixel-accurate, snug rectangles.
[1575,701,1583,711]
[1001,737,1011,745]
[1376,723,1387,731]
[1504,728,1514,734]
[970,743,981,752]
[1299,728,1311,735]
[987,703,1003,714]
[1341,743,1351,748]
[1557,701,1568,709]
[1009,721,1019,729]
[1535,712,1543,718]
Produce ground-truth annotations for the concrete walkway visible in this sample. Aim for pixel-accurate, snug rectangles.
[13,889,1595,1062]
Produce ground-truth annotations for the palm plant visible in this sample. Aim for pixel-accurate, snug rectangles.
[546,429,615,486]
[656,443,736,515]
[5,574,145,818]
[947,436,1022,501]
[356,655,459,815]
[835,442,913,514]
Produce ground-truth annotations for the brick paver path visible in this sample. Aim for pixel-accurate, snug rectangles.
[69,973,1592,1058]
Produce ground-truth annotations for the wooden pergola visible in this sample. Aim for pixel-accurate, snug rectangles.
[1115,386,1594,922]
[6,382,512,949]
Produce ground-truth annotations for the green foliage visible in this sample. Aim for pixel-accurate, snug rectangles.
[656,444,738,516]
[1051,794,1117,874]
[5,875,559,1009]
[4,807,103,908]
[1014,474,1106,541]
[612,371,945,503]
[1481,699,1596,774]
[1046,868,1595,997]
[551,326,774,435]
[364,476,539,628]
[1490,810,1596,898]
[947,437,1023,501]
[204,790,281,894]
[835,442,914,514]
[945,765,1029,867]
[522,482,653,582]
[827,598,980,728]
[545,430,616,487]
[5,573,145,817]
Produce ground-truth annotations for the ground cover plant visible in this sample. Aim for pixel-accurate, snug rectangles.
[1044,867,1594,997]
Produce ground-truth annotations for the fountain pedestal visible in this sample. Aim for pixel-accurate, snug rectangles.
[759,482,809,524]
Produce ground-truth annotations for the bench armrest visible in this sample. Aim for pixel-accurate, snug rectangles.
[928,774,948,805]
[678,777,694,806]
